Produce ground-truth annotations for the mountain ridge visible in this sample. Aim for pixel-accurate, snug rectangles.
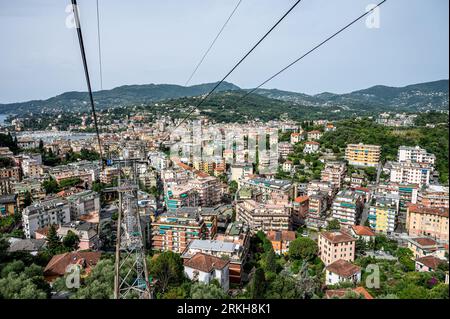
[1,79,448,115]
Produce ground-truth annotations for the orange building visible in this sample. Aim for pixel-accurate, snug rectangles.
[318,231,356,266]
[267,230,296,254]
[406,204,449,242]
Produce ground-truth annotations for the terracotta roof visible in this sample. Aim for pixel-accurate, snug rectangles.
[267,230,296,242]
[354,286,374,299]
[305,141,320,145]
[44,252,101,277]
[184,252,229,273]
[408,204,449,218]
[320,231,356,243]
[351,225,376,237]
[308,130,321,134]
[294,195,309,203]
[326,259,361,278]
[416,256,446,270]
[413,237,438,247]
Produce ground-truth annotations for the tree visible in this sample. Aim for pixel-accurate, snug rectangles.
[43,177,59,195]
[0,264,50,299]
[38,139,44,153]
[23,191,33,207]
[288,237,318,261]
[263,247,277,274]
[190,282,228,299]
[326,219,341,231]
[249,268,266,299]
[46,224,62,254]
[71,259,114,299]
[148,251,184,293]
[0,236,10,262]
[355,238,367,255]
[265,272,300,299]
[62,230,80,251]
[229,181,238,196]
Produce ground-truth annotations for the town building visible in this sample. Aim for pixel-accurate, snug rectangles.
[325,259,361,286]
[236,199,291,234]
[240,177,294,202]
[22,196,71,239]
[398,146,435,165]
[415,256,447,272]
[418,185,449,209]
[390,162,431,187]
[266,230,296,254]
[318,231,356,265]
[278,142,294,159]
[151,208,217,253]
[307,130,323,141]
[368,193,399,234]
[321,161,346,188]
[406,204,449,242]
[183,252,229,291]
[230,164,253,182]
[303,141,320,154]
[345,143,381,167]
[43,251,101,282]
[406,237,447,259]
[66,190,100,220]
[331,189,364,227]
[57,221,99,250]
[350,225,376,242]
[0,194,17,218]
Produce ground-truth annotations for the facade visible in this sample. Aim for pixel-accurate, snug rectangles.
[407,237,447,259]
[350,225,376,242]
[189,176,221,207]
[415,256,447,272]
[22,196,71,239]
[290,132,303,144]
[165,184,199,212]
[278,142,294,159]
[66,190,100,220]
[183,252,229,291]
[230,164,253,182]
[11,178,46,209]
[406,204,449,242]
[418,185,449,209]
[292,195,309,225]
[390,162,431,187]
[331,189,364,227]
[368,193,399,233]
[151,208,217,253]
[398,146,435,165]
[305,193,328,230]
[307,130,323,141]
[57,221,99,251]
[235,199,291,234]
[240,177,294,202]
[318,231,356,266]
[345,143,381,167]
[321,161,346,188]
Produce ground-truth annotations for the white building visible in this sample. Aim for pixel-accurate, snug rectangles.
[22,197,71,239]
[398,146,435,166]
[303,141,320,154]
[325,259,361,286]
[183,252,230,291]
[390,162,431,187]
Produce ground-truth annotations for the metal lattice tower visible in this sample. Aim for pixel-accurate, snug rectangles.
[113,159,153,299]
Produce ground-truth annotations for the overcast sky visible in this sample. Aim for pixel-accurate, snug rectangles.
[0,0,448,103]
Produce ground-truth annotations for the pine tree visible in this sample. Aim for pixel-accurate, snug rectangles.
[250,268,266,299]
[46,224,61,254]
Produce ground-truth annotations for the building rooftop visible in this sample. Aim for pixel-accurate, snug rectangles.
[188,239,236,253]
[326,259,361,278]
[184,252,229,273]
[320,231,356,243]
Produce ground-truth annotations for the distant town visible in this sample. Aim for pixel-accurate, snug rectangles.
[0,107,448,300]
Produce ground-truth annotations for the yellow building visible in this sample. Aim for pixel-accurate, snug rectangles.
[345,143,381,167]
[368,195,399,233]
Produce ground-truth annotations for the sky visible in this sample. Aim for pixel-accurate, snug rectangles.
[0,0,448,104]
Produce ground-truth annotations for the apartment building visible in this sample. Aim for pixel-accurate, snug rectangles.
[318,231,356,265]
[57,221,99,250]
[21,158,42,178]
[292,195,309,225]
[368,193,400,234]
[66,190,100,220]
[290,132,303,144]
[345,143,381,167]
[99,166,120,184]
[278,142,294,159]
[331,189,364,227]
[406,237,447,259]
[240,177,294,202]
[11,178,46,209]
[0,166,21,181]
[164,180,198,212]
[418,185,449,209]
[321,161,346,188]
[406,204,449,242]
[0,194,17,218]
[398,146,435,165]
[235,199,291,234]
[22,196,71,239]
[189,176,221,207]
[305,193,328,230]
[390,162,431,187]
[151,208,217,253]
